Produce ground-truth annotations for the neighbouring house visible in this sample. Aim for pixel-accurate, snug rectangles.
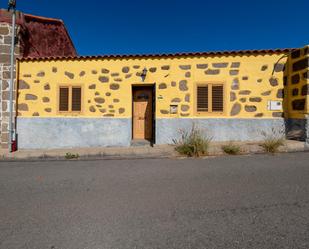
[0,9,76,148]
[1,10,309,150]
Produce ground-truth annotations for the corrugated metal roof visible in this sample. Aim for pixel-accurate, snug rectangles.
[18,48,292,62]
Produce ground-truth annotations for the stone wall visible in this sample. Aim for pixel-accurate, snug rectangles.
[287,46,309,117]
[0,21,21,148]
[17,53,287,119]
[286,45,309,143]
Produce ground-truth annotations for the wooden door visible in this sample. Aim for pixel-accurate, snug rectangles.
[133,88,153,140]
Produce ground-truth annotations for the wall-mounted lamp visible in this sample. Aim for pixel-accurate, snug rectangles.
[141,68,148,82]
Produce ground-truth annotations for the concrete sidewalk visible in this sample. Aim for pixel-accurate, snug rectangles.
[0,140,307,161]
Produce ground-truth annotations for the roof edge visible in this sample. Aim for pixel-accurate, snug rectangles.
[18,48,293,62]
[24,13,64,24]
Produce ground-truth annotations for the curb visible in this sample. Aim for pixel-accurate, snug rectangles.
[0,153,175,163]
[1,147,308,162]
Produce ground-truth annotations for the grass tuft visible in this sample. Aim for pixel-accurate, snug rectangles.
[222,142,241,155]
[173,124,212,157]
[260,127,285,153]
[65,152,80,160]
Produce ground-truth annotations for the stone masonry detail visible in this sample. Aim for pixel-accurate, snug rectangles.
[0,22,21,148]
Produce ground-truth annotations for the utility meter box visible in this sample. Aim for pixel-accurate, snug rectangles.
[268,101,283,111]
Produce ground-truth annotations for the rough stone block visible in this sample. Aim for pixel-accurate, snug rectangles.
[301,84,309,96]
[2,80,9,90]
[229,70,239,76]
[1,133,9,143]
[179,80,188,91]
[149,67,157,73]
[276,89,284,98]
[231,103,241,116]
[205,69,220,75]
[269,77,279,86]
[2,101,7,112]
[249,97,262,102]
[0,26,10,35]
[0,44,11,54]
[196,64,208,69]
[292,74,300,84]
[0,54,10,63]
[179,65,191,70]
[25,94,38,100]
[292,88,299,96]
[261,65,268,71]
[291,49,301,59]
[239,90,251,95]
[274,63,285,72]
[212,63,228,68]
[231,62,240,68]
[293,58,309,72]
[19,80,30,89]
[101,68,110,74]
[261,90,271,96]
[230,92,236,102]
[1,123,8,133]
[161,65,170,70]
[245,105,257,112]
[99,76,109,83]
[292,99,306,111]
[64,71,74,79]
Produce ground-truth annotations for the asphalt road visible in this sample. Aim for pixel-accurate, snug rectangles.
[0,153,309,249]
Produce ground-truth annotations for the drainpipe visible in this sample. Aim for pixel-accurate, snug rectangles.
[8,0,17,152]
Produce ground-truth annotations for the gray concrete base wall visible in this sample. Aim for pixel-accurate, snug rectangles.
[286,116,309,147]
[156,118,286,145]
[285,118,307,141]
[17,117,132,149]
[18,117,303,149]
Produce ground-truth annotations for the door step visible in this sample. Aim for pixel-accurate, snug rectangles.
[131,139,152,147]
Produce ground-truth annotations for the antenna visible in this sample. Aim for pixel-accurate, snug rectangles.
[8,0,16,11]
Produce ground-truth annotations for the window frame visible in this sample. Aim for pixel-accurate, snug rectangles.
[195,82,226,116]
[57,84,83,115]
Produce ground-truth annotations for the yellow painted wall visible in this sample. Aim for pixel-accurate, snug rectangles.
[17,52,290,119]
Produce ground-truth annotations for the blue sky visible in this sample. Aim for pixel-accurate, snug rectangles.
[2,0,309,55]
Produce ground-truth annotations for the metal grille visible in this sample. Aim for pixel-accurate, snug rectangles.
[72,87,81,111]
[197,86,208,112]
[59,87,69,111]
[212,85,224,112]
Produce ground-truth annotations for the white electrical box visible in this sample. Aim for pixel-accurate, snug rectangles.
[268,101,283,111]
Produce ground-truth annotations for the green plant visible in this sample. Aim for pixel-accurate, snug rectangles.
[260,127,285,153]
[65,152,80,160]
[222,142,241,155]
[173,124,212,157]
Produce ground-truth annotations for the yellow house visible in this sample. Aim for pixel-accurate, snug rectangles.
[15,46,309,149]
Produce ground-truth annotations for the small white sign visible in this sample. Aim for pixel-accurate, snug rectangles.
[268,101,282,111]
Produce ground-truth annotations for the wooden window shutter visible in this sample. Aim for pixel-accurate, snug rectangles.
[59,87,69,111]
[212,85,224,112]
[72,87,82,111]
[197,86,209,112]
